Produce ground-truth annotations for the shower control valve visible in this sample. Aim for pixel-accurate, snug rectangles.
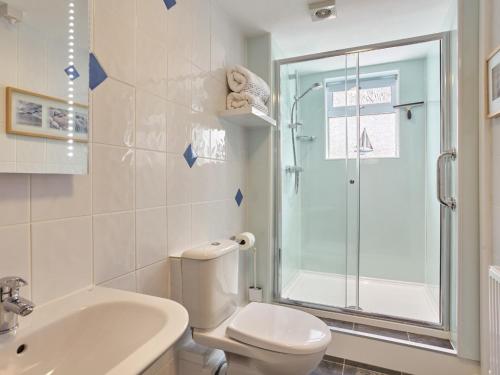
[285,166,303,174]
[289,122,303,129]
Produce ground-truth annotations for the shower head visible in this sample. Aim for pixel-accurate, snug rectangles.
[296,82,323,101]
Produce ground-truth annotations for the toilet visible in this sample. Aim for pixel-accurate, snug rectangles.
[169,240,331,375]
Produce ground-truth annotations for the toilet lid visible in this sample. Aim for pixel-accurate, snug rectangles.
[226,303,331,355]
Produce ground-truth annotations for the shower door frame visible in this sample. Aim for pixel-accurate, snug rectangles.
[273,32,453,330]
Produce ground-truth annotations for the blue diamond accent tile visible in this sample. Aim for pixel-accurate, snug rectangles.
[183,144,198,168]
[163,0,176,9]
[235,189,243,207]
[89,52,107,90]
[64,65,80,81]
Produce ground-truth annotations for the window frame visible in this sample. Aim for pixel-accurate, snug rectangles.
[324,71,400,161]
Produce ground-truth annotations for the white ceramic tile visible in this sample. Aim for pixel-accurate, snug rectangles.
[137,0,167,42]
[92,78,135,147]
[94,0,136,23]
[191,65,208,113]
[93,212,135,283]
[31,174,91,221]
[0,126,15,165]
[191,112,211,158]
[166,101,191,154]
[191,0,211,72]
[0,174,30,226]
[92,144,135,214]
[136,90,167,151]
[207,76,227,114]
[167,54,192,108]
[18,26,47,93]
[31,216,92,304]
[16,135,46,164]
[136,207,168,268]
[0,22,18,87]
[191,158,227,202]
[167,0,192,61]
[0,225,31,298]
[166,153,192,205]
[46,38,73,101]
[224,123,247,162]
[169,258,183,303]
[225,198,245,238]
[209,2,229,84]
[227,160,246,199]
[135,150,167,209]
[100,272,137,292]
[210,127,227,160]
[136,32,167,98]
[136,260,169,299]
[191,201,226,246]
[94,0,136,84]
[192,72,226,115]
[45,139,88,166]
[167,204,191,255]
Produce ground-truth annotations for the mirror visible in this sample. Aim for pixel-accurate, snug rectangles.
[0,0,89,174]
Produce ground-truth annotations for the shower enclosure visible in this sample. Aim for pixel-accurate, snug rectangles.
[274,34,455,328]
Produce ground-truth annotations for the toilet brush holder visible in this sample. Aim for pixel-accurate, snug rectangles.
[248,287,263,302]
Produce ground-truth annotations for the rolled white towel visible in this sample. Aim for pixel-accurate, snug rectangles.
[227,65,271,104]
[227,92,269,114]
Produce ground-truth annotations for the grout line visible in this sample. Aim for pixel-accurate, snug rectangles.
[329,326,456,356]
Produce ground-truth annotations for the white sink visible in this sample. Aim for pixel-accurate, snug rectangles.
[0,287,189,375]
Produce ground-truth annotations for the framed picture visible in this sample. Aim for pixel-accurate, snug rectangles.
[487,46,500,119]
[6,87,89,142]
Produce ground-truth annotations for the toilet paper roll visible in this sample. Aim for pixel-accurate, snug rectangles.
[235,232,255,251]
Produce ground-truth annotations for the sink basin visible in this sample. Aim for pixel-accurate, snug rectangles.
[0,287,189,375]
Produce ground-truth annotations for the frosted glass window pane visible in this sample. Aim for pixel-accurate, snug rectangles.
[328,114,398,159]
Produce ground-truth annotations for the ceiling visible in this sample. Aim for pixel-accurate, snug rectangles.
[217,0,456,59]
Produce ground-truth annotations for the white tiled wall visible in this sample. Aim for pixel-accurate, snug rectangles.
[0,0,248,305]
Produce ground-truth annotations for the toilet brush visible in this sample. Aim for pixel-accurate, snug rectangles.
[248,246,263,302]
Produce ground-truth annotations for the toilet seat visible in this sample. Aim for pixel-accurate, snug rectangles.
[226,302,331,355]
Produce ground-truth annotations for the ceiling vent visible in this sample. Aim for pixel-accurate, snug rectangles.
[309,0,337,22]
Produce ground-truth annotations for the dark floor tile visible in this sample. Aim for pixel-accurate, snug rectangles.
[353,323,409,341]
[343,365,381,375]
[312,359,344,375]
[322,317,354,330]
[323,355,345,365]
[407,333,454,350]
[345,360,400,375]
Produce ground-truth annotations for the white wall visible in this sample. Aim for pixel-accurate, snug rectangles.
[488,0,500,267]
[480,0,500,372]
[0,0,249,306]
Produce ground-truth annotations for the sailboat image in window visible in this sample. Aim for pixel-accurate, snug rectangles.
[354,127,374,154]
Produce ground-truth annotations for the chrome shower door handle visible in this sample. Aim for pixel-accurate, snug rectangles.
[436,149,457,210]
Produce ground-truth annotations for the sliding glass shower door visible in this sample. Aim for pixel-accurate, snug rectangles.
[276,35,454,327]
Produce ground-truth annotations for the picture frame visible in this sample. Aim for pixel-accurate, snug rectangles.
[6,87,89,142]
[487,45,500,119]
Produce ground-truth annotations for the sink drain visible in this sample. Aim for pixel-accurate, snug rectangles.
[16,344,26,355]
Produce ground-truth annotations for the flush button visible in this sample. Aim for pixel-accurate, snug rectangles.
[211,242,221,246]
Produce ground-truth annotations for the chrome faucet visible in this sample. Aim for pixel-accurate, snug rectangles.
[0,277,34,334]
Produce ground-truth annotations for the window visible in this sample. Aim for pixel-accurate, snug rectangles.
[326,73,399,160]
